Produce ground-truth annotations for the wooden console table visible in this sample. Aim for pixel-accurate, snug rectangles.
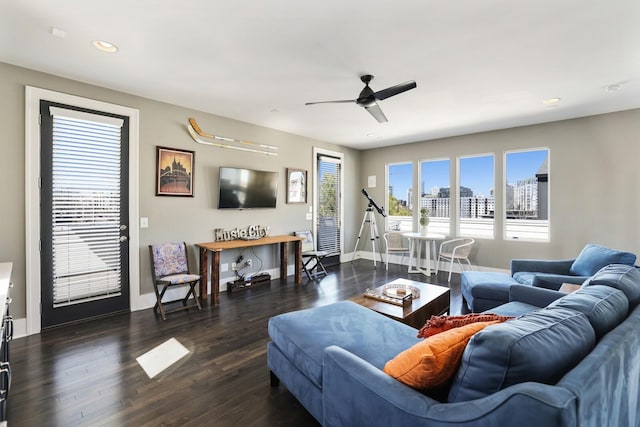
[196,235,304,305]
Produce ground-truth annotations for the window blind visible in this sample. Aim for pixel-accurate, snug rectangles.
[317,155,341,255]
[49,107,124,306]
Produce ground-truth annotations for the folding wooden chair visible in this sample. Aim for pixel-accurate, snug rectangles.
[294,231,329,280]
[149,242,202,320]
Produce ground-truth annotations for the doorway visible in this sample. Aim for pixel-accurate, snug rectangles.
[39,101,131,328]
[25,87,140,335]
[314,148,344,266]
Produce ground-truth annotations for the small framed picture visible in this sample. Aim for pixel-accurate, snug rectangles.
[156,146,195,197]
[286,168,307,204]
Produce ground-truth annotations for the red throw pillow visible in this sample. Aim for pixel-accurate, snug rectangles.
[417,313,514,338]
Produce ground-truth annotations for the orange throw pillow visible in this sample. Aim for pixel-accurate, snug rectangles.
[417,313,514,338]
[384,320,498,389]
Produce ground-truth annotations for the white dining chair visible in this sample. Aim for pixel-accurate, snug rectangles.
[436,238,474,281]
[383,232,410,270]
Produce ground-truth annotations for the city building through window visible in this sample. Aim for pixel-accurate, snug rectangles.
[505,148,549,241]
[419,159,450,235]
[386,162,413,231]
[458,154,495,238]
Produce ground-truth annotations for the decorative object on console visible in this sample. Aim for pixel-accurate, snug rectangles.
[214,225,270,242]
[156,146,194,197]
[187,117,278,156]
[286,168,307,204]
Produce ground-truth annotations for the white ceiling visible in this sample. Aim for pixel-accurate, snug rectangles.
[1,0,639,149]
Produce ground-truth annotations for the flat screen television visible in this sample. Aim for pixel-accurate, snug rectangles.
[218,166,278,209]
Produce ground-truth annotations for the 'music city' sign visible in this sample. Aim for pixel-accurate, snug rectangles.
[214,225,271,242]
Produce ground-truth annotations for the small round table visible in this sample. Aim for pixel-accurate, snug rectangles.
[402,232,446,276]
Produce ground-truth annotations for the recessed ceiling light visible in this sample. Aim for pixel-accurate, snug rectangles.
[92,40,118,53]
[542,97,561,106]
[366,133,378,138]
[605,82,626,93]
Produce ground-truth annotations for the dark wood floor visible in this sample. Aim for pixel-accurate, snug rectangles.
[8,260,464,427]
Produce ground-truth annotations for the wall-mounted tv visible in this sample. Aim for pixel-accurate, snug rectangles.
[218,166,278,209]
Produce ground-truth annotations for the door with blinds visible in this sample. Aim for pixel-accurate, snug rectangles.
[40,101,130,328]
[316,153,343,265]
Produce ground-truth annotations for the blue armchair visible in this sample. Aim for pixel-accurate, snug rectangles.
[511,244,636,290]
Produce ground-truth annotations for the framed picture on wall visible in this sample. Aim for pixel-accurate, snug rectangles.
[286,168,307,204]
[156,146,195,197]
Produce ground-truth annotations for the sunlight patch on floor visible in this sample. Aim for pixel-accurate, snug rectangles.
[136,337,190,378]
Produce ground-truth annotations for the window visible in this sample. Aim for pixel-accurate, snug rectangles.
[458,154,495,238]
[419,159,450,235]
[505,148,549,241]
[386,162,413,231]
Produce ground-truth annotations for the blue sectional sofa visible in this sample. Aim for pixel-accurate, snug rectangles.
[461,243,636,312]
[267,264,640,426]
[511,243,636,289]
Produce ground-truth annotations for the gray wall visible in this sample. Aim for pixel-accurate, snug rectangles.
[360,109,640,269]
[0,61,361,319]
[2,59,639,321]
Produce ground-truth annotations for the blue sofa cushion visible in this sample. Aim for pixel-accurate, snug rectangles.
[448,307,595,403]
[268,301,419,388]
[485,301,540,317]
[582,264,640,309]
[461,272,520,312]
[512,271,536,285]
[514,272,589,287]
[548,285,628,339]
[569,244,636,277]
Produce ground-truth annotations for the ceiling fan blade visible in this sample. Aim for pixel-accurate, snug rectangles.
[305,99,355,105]
[374,80,417,101]
[365,102,388,123]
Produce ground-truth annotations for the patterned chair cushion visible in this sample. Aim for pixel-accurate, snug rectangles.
[158,273,200,284]
[151,242,189,277]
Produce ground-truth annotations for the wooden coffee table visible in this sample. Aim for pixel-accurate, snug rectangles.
[350,278,450,329]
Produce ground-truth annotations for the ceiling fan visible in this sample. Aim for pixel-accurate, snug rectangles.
[305,74,417,123]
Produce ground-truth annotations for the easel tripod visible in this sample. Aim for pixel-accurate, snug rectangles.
[351,203,385,267]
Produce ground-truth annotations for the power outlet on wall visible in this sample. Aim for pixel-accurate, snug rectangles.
[231,262,237,271]
[246,259,252,267]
